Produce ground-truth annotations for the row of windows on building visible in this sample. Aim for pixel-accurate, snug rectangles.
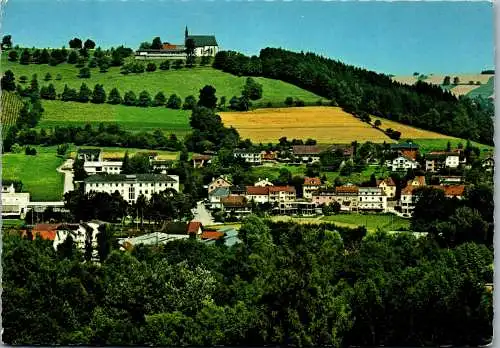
[87,182,173,188]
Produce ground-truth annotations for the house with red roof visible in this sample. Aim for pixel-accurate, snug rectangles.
[186,221,203,236]
[376,177,397,198]
[303,177,322,199]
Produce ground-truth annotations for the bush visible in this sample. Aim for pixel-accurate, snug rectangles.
[25,146,37,156]
[173,60,184,70]
[167,94,182,109]
[159,60,170,70]
[284,96,294,106]
[44,73,52,81]
[55,74,62,81]
[78,67,91,78]
[57,144,69,156]
[294,99,305,107]
[146,62,157,72]
[137,90,152,107]
[242,77,263,100]
[8,50,18,62]
[153,92,166,106]
[182,95,197,110]
[88,58,97,68]
[123,91,137,106]
[19,76,28,84]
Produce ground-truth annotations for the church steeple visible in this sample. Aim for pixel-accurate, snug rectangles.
[185,26,188,40]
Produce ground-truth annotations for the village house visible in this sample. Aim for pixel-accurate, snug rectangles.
[390,142,420,158]
[386,155,419,172]
[245,186,270,204]
[358,187,387,212]
[208,176,232,194]
[220,195,252,217]
[208,187,231,209]
[234,149,262,165]
[432,185,466,199]
[438,176,463,185]
[261,150,279,162]
[312,188,337,207]
[77,149,123,175]
[303,177,322,199]
[186,221,204,237]
[21,223,60,241]
[269,186,297,214]
[1,182,30,219]
[425,151,460,172]
[53,222,101,255]
[329,144,354,158]
[377,177,397,198]
[292,145,321,163]
[335,185,359,212]
[399,176,426,217]
[202,227,242,247]
[84,174,179,204]
[192,154,212,168]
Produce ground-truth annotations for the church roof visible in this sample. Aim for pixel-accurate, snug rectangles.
[186,35,218,47]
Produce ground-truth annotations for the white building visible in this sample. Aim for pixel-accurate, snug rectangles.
[1,183,30,218]
[185,28,219,57]
[387,155,419,171]
[358,187,387,212]
[254,178,274,187]
[303,177,322,199]
[119,232,190,250]
[399,176,426,217]
[84,174,179,204]
[425,152,460,172]
[53,222,101,252]
[234,149,262,165]
[77,149,123,175]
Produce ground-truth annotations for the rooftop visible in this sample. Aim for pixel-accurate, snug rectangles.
[187,221,202,234]
[221,195,247,207]
[335,185,359,194]
[84,173,177,183]
[209,187,231,197]
[292,145,321,155]
[186,35,218,47]
[304,177,322,186]
[377,177,396,187]
[433,185,466,197]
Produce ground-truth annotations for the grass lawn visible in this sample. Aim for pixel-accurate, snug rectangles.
[2,150,65,201]
[252,163,391,185]
[251,164,307,180]
[39,100,192,135]
[2,57,321,106]
[409,138,493,156]
[69,147,179,160]
[321,213,411,232]
[1,219,25,228]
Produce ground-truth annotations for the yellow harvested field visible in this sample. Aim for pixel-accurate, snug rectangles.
[424,73,492,85]
[392,76,418,85]
[221,107,395,144]
[449,85,482,97]
[371,117,456,140]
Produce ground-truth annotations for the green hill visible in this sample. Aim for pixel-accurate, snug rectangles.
[39,100,191,136]
[2,57,322,107]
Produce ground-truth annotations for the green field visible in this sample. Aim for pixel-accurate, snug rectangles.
[466,76,494,99]
[39,100,191,134]
[1,91,24,139]
[321,213,410,232]
[2,57,321,106]
[2,150,65,201]
[408,138,493,156]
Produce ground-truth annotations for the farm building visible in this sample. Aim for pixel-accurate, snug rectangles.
[1,182,30,219]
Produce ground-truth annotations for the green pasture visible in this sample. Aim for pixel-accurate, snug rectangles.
[39,100,191,135]
[321,213,411,232]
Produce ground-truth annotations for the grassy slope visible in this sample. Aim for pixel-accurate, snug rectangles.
[2,148,65,201]
[321,214,410,232]
[405,138,493,157]
[40,100,191,135]
[466,76,494,99]
[2,57,321,106]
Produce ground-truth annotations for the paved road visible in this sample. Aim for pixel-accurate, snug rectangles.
[57,159,74,194]
[191,201,217,226]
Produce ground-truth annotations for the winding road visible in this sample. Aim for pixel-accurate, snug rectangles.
[57,159,74,194]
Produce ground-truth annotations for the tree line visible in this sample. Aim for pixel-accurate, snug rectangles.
[2,216,492,346]
[213,48,494,145]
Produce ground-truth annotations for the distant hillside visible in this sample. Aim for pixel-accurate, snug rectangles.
[392,73,494,99]
[1,56,322,107]
[213,48,494,146]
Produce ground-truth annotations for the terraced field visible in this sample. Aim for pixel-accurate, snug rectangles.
[1,91,23,138]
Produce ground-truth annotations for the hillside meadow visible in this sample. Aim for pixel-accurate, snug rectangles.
[220,106,461,144]
[2,57,321,106]
[39,100,192,135]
